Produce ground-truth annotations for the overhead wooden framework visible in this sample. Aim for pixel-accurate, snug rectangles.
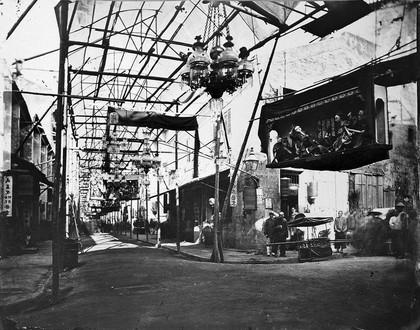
[41,0,377,208]
[11,0,379,298]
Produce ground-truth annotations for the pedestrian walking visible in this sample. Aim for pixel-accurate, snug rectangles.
[272,212,289,257]
[334,210,347,253]
[263,211,276,256]
[288,206,298,238]
[389,202,408,259]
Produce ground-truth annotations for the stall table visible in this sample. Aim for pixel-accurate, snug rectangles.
[288,213,333,263]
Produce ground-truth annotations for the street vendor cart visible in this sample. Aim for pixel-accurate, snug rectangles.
[288,213,333,262]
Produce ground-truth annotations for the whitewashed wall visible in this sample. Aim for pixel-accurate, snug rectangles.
[297,170,349,240]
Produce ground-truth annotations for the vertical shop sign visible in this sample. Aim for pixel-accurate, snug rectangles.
[230,178,237,207]
[3,176,12,216]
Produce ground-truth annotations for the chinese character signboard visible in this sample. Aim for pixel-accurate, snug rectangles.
[3,176,12,217]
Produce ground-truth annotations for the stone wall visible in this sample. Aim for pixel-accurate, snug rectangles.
[224,158,280,250]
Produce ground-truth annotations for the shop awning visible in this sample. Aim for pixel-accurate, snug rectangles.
[10,154,53,187]
[148,169,231,199]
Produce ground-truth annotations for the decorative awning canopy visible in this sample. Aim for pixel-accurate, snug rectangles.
[107,106,200,177]
[109,107,199,131]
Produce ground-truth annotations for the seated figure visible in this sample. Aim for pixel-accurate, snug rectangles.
[272,137,295,162]
[336,109,371,150]
[289,125,328,157]
[332,112,363,151]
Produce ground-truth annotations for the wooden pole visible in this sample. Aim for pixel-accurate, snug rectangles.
[145,184,149,242]
[175,104,180,252]
[415,2,420,289]
[219,37,280,243]
[176,185,180,253]
[130,199,133,239]
[210,98,222,262]
[6,0,38,40]
[136,199,139,240]
[52,0,69,304]
[156,141,161,247]
[59,71,69,268]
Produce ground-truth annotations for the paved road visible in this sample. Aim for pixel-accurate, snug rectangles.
[9,234,417,330]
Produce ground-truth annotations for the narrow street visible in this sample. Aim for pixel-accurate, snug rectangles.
[7,233,416,330]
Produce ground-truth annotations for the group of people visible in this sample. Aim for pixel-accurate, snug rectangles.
[263,211,289,257]
[262,208,351,257]
[334,202,411,258]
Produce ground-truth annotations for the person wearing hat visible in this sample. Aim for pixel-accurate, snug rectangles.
[272,212,289,257]
[263,212,276,256]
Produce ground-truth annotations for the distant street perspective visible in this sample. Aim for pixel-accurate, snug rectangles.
[3,233,417,330]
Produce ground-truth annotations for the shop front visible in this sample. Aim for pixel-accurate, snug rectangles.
[158,169,231,243]
[2,154,53,254]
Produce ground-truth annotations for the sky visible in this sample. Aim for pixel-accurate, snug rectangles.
[1,0,60,90]
[1,0,315,93]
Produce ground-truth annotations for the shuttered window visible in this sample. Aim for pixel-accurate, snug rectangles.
[350,173,394,209]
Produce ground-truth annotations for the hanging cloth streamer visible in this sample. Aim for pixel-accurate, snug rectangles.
[107,106,200,178]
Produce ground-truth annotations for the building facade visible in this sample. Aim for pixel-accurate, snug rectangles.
[147,2,416,251]
[0,64,55,255]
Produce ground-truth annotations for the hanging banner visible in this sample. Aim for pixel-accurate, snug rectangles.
[3,176,13,217]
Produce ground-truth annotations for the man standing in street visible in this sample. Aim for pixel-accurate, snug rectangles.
[263,211,276,256]
[272,212,289,257]
[334,210,347,253]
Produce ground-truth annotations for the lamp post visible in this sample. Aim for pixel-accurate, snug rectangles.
[156,169,164,247]
[181,2,254,262]
[133,128,161,242]
[143,173,150,242]
[243,147,259,173]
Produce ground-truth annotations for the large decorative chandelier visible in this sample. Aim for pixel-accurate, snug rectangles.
[180,2,254,99]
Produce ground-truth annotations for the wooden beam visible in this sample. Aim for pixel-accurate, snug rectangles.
[11,89,178,105]
[93,28,192,47]
[70,69,175,82]
[69,40,183,62]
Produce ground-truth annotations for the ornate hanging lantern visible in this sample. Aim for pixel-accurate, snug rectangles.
[238,47,254,84]
[180,2,254,99]
[134,129,161,173]
[180,63,191,87]
[189,36,211,90]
